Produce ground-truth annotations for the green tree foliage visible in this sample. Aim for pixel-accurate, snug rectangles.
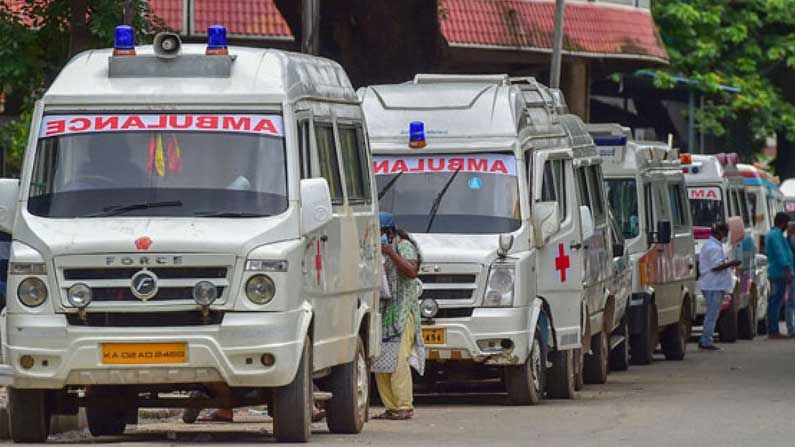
[0,0,166,175]
[653,0,795,141]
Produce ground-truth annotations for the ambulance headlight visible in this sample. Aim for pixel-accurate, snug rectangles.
[67,283,92,308]
[192,281,218,306]
[484,265,514,307]
[420,299,439,319]
[18,278,47,308]
[246,275,275,305]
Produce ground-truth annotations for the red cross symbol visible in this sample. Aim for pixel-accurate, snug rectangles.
[555,243,570,282]
[315,239,323,286]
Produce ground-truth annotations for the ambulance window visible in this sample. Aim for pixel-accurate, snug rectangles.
[738,191,751,227]
[669,183,686,227]
[541,160,567,221]
[644,183,654,244]
[314,123,344,204]
[729,189,740,217]
[587,166,605,222]
[577,167,591,209]
[747,191,758,225]
[338,124,371,204]
[298,120,310,179]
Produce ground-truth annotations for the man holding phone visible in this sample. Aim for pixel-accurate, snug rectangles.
[699,222,742,350]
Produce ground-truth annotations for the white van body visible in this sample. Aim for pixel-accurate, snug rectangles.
[360,75,616,402]
[591,124,696,364]
[684,154,757,341]
[0,42,379,443]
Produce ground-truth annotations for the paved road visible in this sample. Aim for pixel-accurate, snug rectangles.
[39,335,795,446]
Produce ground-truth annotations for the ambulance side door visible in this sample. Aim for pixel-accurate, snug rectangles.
[306,114,353,369]
[534,152,584,349]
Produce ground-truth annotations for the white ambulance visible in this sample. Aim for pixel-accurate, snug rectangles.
[0,28,380,443]
[589,124,696,364]
[684,154,755,342]
[360,75,616,403]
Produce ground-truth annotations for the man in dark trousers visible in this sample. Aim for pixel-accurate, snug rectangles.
[766,212,794,339]
[698,223,741,350]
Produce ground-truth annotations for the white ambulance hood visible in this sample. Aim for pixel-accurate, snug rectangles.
[412,233,499,265]
[15,209,298,258]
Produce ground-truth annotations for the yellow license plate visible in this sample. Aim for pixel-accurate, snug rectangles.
[102,343,187,365]
[422,328,446,345]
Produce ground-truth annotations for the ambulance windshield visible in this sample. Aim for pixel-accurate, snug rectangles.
[688,186,724,227]
[605,179,639,239]
[28,113,288,218]
[374,153,521,234]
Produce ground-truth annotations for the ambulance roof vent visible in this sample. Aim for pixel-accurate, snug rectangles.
[108,54,234,78]
[413,74,509,85]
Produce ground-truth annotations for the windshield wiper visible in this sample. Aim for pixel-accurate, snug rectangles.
[425,168,461,233]
[378,171,404,200]
[85,200,183,217]
[193,211,270,217]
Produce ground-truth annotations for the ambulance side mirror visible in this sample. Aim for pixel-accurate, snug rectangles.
[532,201,560,248]
[0,179,19,233]
[300,178,333,236]
[656,221,672,244]
[580,206,595,240]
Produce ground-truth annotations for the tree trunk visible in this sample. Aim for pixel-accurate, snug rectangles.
[69,0,91,57]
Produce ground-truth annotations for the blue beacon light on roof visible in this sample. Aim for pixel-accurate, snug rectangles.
[113,25,136,56]
[593,135,627,147]
[409,121,426,149]
[206,25,229,55]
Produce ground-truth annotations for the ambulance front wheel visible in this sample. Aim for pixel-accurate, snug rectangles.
[583,330,608,384]
[719,303,739,343]
[8,388,50,443]
[630,300,657,365]
[661,299,692,361]
[609,316,630,372]
[272,335,312,443]
[546,349,575,399]
[505,326,546,405]
[325,336,368,433]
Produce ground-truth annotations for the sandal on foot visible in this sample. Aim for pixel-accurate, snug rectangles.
[197,409,234,423]
[372,410,397,420]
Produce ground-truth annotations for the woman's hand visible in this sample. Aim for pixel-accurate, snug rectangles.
[382,243,395,256]
[382,243,419,279]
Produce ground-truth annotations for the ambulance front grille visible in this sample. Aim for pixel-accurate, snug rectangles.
[64,267,228,280]
[417,270,481,305]
[91,286,225,302]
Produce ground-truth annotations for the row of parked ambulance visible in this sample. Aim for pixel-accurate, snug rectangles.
[0,30,786,443]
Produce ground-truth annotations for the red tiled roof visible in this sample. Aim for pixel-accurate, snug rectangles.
[148,0,183,31]
[148,0,293,39]
[439,0,668,63]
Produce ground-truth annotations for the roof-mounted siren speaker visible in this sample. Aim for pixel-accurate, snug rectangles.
[153,32,182,59]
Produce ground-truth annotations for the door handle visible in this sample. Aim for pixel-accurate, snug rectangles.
[320,234,329,242]
[570,243,582,250]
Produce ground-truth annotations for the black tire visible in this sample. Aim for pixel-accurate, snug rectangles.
[505,327,546,405]
[758,310,768,335]
[87,404,127,437]
[273,335,312,443]
[584,330,608,384]
[609,317,630,372]
[630,302,657,365]
[661,300,691,361]
[326,336,368,434]
[719,302,738,343]
[546,349,575,399]
[738,302,756,340]
[181,391,206,424]
[8,388,49,443]
[573,348,584,391]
